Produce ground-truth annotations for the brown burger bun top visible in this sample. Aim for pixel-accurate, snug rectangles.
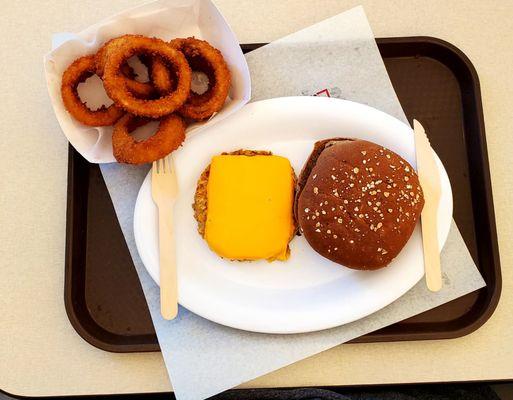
[295,138,424,270]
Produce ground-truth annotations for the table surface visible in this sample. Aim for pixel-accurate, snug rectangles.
[2,0,513,397]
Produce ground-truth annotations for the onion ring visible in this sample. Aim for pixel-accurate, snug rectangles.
[112,113,186,164]
[61,55,124,126]
[96,36,156,99]
[149,57,175,94]
[169,38,231,120]
[102,36,192,118]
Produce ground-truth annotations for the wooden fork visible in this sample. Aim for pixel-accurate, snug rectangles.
[151,156,179,320]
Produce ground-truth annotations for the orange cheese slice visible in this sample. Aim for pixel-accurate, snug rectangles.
[204,154,295,261]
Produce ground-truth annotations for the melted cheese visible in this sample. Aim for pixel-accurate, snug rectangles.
[204,155,294,261]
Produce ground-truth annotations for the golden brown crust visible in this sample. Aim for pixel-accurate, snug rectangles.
[61,55,124,126]
[171,38,231,120]
[94,36,136,77]
[296,139,424,270]
[193,164,210,237]
[95,35,157,99]
[102,36,192,118]
[149,57,175,94]
[112,113,186,164]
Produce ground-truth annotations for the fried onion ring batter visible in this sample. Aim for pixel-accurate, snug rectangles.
[170,38,231,120]
[96,36,156,99]
[149,56,175,94]
[112,113,186,164]
[103,36,191,118]
[61,55,124,126]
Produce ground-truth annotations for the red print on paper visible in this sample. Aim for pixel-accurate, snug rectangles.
[314,89,331,97]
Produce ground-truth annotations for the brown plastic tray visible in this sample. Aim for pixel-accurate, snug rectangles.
[64,37,501,352]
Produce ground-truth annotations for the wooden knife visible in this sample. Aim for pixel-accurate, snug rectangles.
[413,119,442,292]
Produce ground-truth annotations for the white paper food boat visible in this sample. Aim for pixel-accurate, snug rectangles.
[44,0,251,163]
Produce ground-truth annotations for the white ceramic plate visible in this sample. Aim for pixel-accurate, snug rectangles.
[134,97,453,334]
